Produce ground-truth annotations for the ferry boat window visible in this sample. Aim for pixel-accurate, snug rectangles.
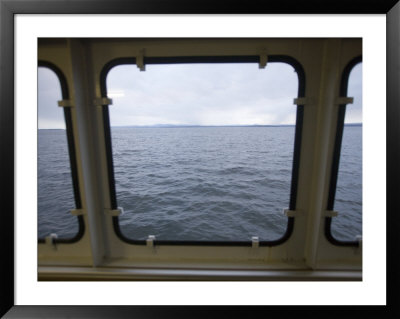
[326,59,362,244]
[38,64,84,243]
[102,58,302,245]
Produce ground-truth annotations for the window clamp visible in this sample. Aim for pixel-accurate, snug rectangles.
[146,235,156,248]
[57,99,74,108]
[70,209,84,216]
[283,209,297,217]
[93,97,113,107]
[293,97,314,106]
[45,233,58,250]
[105,207,124,216]
[251,236,259,249]
[335,97,354,105]
[137,48,146,71]
[355,235,362,251]
[259,49,268,69]
[325,210,338,217]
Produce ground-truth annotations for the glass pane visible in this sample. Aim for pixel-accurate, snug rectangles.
[107,62,298,241]
[38,67,78,238]
[331,63,362,241]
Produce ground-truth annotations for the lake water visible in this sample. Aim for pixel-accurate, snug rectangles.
[38,125,362,242]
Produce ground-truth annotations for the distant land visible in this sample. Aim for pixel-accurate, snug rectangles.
[38,128,66,130]
[344,123,362,126]
[38,123,362,130]
[109,123,362,128]
[112,124,296,128]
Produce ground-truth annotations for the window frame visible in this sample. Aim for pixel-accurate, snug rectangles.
[99,55,306,247]
[324,55,362,247]
[37,61,85,244]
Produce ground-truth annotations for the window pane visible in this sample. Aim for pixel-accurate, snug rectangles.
[38,67,78,238]
[107,62,298,241]
[331,63,362,241]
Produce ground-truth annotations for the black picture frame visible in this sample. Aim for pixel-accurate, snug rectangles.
[1,0,399,317]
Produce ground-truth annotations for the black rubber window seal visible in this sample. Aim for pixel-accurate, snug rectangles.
[37,61,85,244]
[324,55,362,247]
[99,54,306,247]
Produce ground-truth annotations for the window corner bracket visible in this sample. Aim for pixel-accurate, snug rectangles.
[146,235,156,248]
[137,48,146,71]
[325,210,338,217]
[94,97,113,107]
[259,49,268,69]
[293,97,314,106]
[283,209,298,217]
[335,97,354,105]
[45,233,58,250]
[57,99,74,108]
[251,236,259,249]
[105,207,124,217]
[70,209,85,216]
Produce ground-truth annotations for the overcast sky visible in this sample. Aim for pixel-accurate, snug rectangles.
[38,62,362,129]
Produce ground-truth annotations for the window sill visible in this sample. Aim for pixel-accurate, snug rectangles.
[38,266,362,281]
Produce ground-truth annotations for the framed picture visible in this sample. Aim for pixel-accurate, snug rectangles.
[1,0,399,317]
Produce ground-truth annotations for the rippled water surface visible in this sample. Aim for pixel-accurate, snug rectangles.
[38,126,362,242]
[113,126,293,241]
[38,129,77,238]
[331,126,362,240]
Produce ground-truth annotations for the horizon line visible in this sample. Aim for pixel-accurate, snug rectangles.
[39,122,363,130]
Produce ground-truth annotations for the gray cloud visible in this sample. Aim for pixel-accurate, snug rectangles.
[39,61,362,129]
[106,62,299,126]
[345,63,362,123]
[38,67,65,129]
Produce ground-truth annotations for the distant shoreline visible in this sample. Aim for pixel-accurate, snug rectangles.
[39,123,362,130]
[109,123,362,128]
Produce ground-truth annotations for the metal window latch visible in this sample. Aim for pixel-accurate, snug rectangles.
[355,235,362,254]
[325,210,338,217]
[93,97,113,107]
[146,235,156,248]
[105,207,124,217]
[57,99,74,108]
[294,97,353,106]
[335,97,354,105]
[137,48,146,71]
[251,236,259,249]
[70,209,84,216]
[293,97,314,106]
[283,209,297,217]
[259,49,268,69]
[45,233,58,250]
